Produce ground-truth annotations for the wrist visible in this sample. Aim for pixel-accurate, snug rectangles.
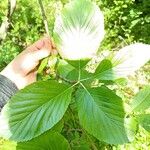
[0,67,23,89]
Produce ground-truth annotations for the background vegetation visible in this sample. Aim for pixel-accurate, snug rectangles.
[0,0,150,149]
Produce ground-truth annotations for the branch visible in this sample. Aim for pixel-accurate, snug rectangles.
[82,129,99,150]
[56,74,77,84]
[0,0,16,42]
[38,0,50,36]
[8,0,16,18]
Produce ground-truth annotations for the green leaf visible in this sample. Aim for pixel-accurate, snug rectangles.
[53,0,105,60]
[2,131,70,150]
[51,120,64,133]
[57,59,78,81]
[137,114,150,132]
[0,81,73,142]
[67,59,90,69]
[57,59,75,78]
[38,57,49,74]
[131,85,150,112]
[76,85,135,144]
[93,43,150,81]
[124,117,138,142]
[57,59,92,82]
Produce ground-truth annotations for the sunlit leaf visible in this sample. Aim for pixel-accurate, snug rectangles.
[137,114,150,132]
[131,85,150,112]
[76,85,136,144]
[93,43,150,80]
[1,131,70,150]
[53,0,105,60]
[0,81,73,142]
[67,59,90,69]
[57,59,92,82]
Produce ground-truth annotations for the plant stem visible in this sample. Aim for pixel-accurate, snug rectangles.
[68,106,76,128]
[38,0,50,36]
[82,129,99,150]
[56,74,77,84]
[0,0,16,42]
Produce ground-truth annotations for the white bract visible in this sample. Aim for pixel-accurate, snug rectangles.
[53,0,105,60]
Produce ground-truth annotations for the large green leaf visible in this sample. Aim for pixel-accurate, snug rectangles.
[131,85,150,112]
[90,43,150,81]
[0,81,73,142]
[53,0,105,60]
[1,131,70,150]
[137,114,150,132]
[76,85,136,144]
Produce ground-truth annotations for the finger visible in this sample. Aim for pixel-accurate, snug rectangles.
[31,47,50,61]
[43,36,52,53]
[18,37,55,75]
[18,54,39,75]
[26,39,44,52]
[18,46,50,75]
[26,36,52,52]
[28,37,52,62]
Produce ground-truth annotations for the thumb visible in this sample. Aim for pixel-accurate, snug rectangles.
[31,48,50,61]
[31,37,52,61]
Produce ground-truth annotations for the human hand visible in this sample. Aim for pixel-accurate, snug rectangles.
[0,37,54,89]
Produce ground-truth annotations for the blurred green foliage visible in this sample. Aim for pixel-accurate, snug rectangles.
[97,0,150,50]
[0,0,56,70]
[0,0,150,149]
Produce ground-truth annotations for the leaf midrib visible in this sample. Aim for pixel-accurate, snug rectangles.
[80,83,125,128]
